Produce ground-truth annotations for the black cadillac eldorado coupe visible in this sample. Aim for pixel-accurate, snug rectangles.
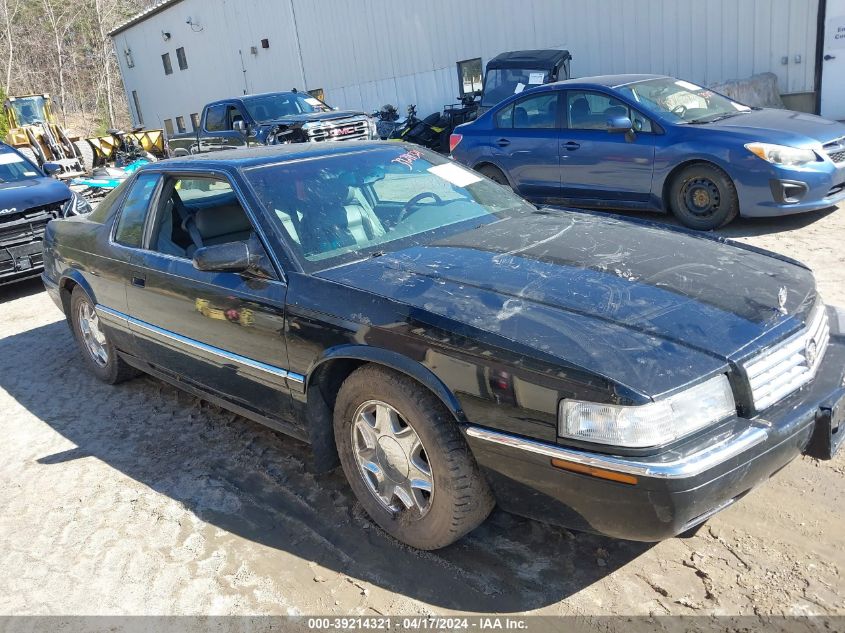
[41,141,844,550]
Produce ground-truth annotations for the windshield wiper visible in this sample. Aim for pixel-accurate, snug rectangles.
[687,111,750,125]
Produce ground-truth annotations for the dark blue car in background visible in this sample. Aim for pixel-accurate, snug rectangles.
[450,74,845,230]
[0,142,89,285]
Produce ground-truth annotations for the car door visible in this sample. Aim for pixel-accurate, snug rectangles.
[202,102,248,152]
[559,89,656,206]
[124,171,294,422]
[488,91,562,204]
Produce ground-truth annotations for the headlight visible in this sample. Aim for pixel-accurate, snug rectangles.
[63,191,92,217]
[559,374,735,448]
[368,116,378,139]
[745,142,818,167]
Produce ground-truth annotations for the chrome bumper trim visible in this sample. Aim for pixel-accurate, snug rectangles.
[465,425,769,480]
[96,304,306,392]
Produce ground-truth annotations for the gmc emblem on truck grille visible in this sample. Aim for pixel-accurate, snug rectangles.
[328,126,356,137]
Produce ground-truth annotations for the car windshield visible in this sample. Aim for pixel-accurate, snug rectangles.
[242,93,332,122]
[482,68,548,107]
[244,146,536,272]
[0,150,41,182]
[9,96,49,126]
[616,77,752,124]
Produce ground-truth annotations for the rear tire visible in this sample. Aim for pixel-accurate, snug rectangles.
[668,163,739,230]
[73,140,95,172]
[334,365,494,550]
[69,287,139,384]
[478,164,512,190]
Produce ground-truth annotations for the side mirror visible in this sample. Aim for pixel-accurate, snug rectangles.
[192,238,274,278]
[42,161,62,176]
[606,115,633,133]
[233,119,248,136]
[193,241,252,273]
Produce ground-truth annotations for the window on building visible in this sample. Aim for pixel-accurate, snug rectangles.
[162,53,173,75]
[131,90,144,126]
[457,58,483,96]
[163,118,174,136]
[176,47,188,71]
[175,116,186,133]
[124,49,134,68]
[190,113,200,131]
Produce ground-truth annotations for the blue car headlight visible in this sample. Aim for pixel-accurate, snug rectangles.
[745,142,818,167]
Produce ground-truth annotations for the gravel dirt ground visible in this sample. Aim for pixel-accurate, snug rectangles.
[0,206,843,621]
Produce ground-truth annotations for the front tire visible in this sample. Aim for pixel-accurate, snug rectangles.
[668,163,739,230]
[69,287,139,384]
[334,365,494,550]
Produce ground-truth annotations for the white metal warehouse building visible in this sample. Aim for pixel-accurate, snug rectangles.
[111,0,845,136]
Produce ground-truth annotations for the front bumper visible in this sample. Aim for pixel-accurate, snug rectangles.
[465,318,845,541]
[0,240,45,286]
[738,160,845,218]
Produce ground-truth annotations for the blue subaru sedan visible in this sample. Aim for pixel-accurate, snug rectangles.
[450,74,845,229]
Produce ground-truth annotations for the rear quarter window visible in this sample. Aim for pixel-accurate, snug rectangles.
[113,174,160,247]
[86,179,132,224]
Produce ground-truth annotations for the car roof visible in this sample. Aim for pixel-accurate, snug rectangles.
[486,49,571,70]
[147,141,392,171]
[206,91,301,106]
[551,74,668,89]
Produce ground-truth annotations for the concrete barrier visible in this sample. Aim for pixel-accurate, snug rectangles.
[709,72,785,109]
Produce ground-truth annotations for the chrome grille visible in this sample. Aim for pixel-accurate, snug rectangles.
[306,117,370,142]
[744,303,830,411]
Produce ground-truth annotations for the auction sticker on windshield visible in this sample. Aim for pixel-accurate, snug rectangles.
[0,153,25,165]
[427,162,482,187]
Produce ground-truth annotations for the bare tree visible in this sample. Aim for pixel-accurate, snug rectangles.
[0,0,21,91]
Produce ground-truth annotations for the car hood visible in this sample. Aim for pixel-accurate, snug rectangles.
[701,108,845,146]
[260,110,368,125]
[319,211,817,397]
[0,176,71,211]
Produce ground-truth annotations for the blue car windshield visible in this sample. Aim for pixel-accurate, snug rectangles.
[244,146,535,272]
[617,77,751,124]
[0,150,41,183]
[242,93,331,122]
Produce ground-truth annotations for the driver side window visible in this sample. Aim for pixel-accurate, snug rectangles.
[147,176,256,260]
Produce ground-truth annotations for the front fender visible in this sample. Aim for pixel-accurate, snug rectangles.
[308,344,465,421]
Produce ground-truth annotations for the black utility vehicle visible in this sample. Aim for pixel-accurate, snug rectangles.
[42,142,843,550]
[168,91,374,156]
[479,49,572,113]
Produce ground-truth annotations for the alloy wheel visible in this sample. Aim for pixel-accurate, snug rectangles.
[77,301,109,367]
[351,400,434,518]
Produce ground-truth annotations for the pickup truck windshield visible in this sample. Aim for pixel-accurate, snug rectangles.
[0,151,41,182]
[617,77,751,124]
[244,146,535,272]
[242,93,331,122]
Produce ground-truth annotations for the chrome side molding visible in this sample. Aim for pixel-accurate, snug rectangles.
[96,304,306,392]
[465,425,769,480]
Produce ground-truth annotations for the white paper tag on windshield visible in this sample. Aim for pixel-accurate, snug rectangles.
[23,171,38,176]
[528,72,545,85]
[305,97,322,106]
[428,163,482,188]
[514,82,525,94]
[731,101,751,111]
[675,80,701,92]
[0,153,25,165]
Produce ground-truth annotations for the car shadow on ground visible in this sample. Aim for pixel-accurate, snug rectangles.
[1,320,653,612]
[0,277,46,303]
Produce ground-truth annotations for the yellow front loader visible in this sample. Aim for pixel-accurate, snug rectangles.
[4,93,167,178]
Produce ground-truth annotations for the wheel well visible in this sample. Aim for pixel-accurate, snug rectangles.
[59,277,77,320]
[661,159,732,212]
[304,358,461,473]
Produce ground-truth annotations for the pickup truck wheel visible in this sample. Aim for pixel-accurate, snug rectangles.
[69,287,139,384]
[668,163,739,230]
[478,164,512,190]
[334,365,494,550]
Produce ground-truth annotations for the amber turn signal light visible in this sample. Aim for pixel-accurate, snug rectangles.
[550,458,638,485]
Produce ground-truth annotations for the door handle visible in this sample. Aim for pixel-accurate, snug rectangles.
[563,141,581,151]
[496,138,511,147]
[131,275,146,288]
[824,54,836,61]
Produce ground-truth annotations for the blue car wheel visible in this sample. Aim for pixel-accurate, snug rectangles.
[668,163,739,230]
